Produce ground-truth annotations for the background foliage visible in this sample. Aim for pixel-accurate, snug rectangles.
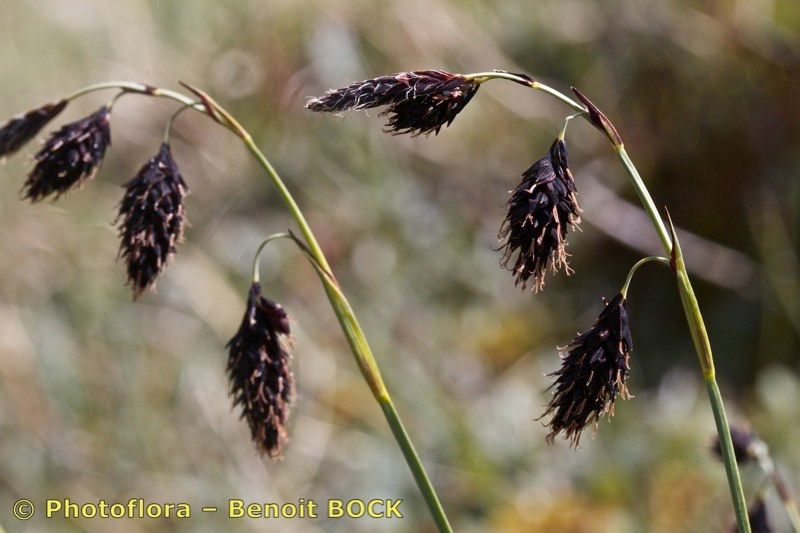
[1,1,799,531]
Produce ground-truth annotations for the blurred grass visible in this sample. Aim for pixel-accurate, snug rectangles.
[0,1,799,531]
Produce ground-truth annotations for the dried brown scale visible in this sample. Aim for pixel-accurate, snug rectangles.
[116,142,188,298]
[306,70,479,136]
[571,87,622,146]
[498,139,581,292]
[541,293,633,446]
[0,99,67,158]
[23,106,111,201]
[226,283,294,458]
[493,70,536,86]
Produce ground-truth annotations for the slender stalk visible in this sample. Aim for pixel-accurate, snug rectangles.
[468,71,750,531]
[163,102,198,144]
[251,232,291,283]
[558,112,584,141]
[707,380,750,528]
[620,256,669,298]
[62,81,451,531]
[616,148,672,251]
[66,81,199,108]
[242,137,450,531]
[465,71,586,113]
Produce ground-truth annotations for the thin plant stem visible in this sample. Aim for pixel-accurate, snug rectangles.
[251,232,291,283]
[467,71,751,531]
[240,136,451,532]
[61,81,452,532]
[620,256,669,298]
[558,113,584,141]
[163,102,198,144]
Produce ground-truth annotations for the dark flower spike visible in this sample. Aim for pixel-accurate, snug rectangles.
[227,282,294,458]
[117,142,188,298]
[23,106,111,201]
[306,70,479,136]
[0,99,68,158]
[541,293,633,446]
[498,138,581,292]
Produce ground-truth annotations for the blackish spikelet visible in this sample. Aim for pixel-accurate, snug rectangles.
[0,100,68,158]
[227,283,294,458]
[498,139,581,291]
[306,70,479,136]
[117,143,188,298]
[541,294,632,446]
[23,106,111,201]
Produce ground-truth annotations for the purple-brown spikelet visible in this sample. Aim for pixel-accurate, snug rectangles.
[0,99,68,158]
[227,283,294,458]
[306,70,479,136]
[540,293,632,446]
[23,106,111,201]
[116,143,188,298]
[498,139,581,292]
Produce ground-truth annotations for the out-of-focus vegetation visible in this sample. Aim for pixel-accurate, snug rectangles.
[1,1,798,531]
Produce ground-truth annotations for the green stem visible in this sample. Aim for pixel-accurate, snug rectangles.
[615,147,672,251]
[471,71,751,531]
[299,245,452,532]
[248,145,451,532]
[465,71,586,113]
[251,233,291,283]
[558,113,584,141]
[707,379,751,530]
[620,256,669,299]
[64,81,452,531]
[66,81,200,108]
[163,102,198,144]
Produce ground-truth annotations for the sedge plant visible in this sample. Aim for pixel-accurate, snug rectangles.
[0,81,451,531]
[305,68,758,531]
[1,68,786,531]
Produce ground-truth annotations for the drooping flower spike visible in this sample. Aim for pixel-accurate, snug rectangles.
[226,282,295,458]
[306,70,479,137]
[498,138,581,292]
[116,142,188,298]
[541,293,633,446]
[23,106,111,201]
[0,99,68,158]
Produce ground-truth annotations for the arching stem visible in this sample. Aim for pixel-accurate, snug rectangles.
[163,102,198,144]
[620,256,670,299]
[251,233,292,283]
[61,81,452,532]
[468,71,750,532]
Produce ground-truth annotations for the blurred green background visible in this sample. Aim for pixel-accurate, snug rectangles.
[1,1,799,531]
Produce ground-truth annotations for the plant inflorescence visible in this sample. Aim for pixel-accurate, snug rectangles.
[305,67,770,532]
[3,65,794,532]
